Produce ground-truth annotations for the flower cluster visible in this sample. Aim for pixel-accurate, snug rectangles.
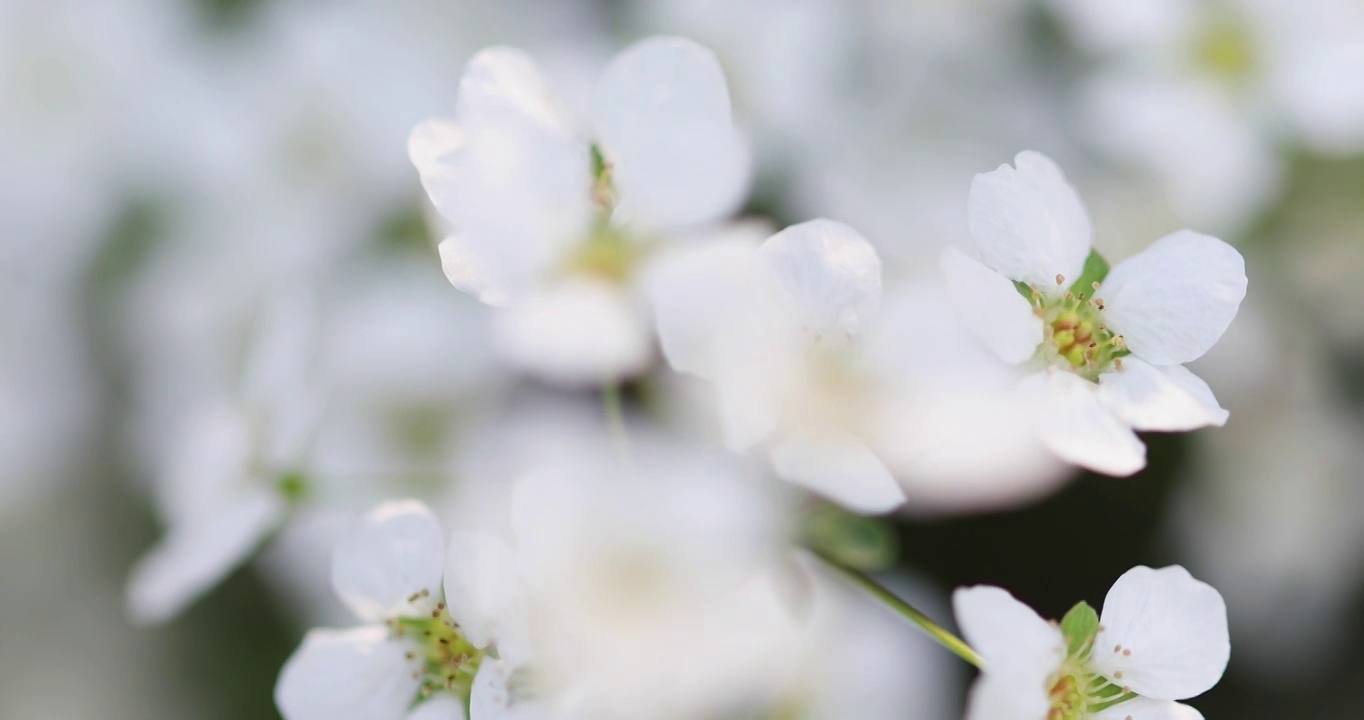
[118,33,1249,720]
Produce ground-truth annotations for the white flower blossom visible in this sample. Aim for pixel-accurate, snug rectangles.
[942,151,1247,476]
[409,36,750,385]
[276,499,527,720]
[954,565,1230,720]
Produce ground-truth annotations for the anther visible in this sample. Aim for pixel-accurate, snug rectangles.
[439,638,449,645]
[420,589,430,598]
[1092,281,1101,290]
[1095,299,1105,310]
[432,609,441,618]
[1122,649,1131,656]
[1114,671,1124,679]
[1114,645,1122,653]
[1056,274,1065,286]
[1114,358,1124,371]
[407,592,422,603]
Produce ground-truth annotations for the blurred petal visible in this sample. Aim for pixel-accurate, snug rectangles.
[642,231,771,379]
[438,234,510,307]
[470,659,550,720]
[966,150,1092,287]
[1099,359,1228,431]
[332,500,446,622]
[770,429,905,514]
[416,49,592,299]
[940,247,1043,364]
[1091,696,1204,720]
[1093,566,1230,701]
[759,219,882,343]
[1101,231,1247,365]
[493,279,652,386]
[1021,370,1146,476]
[593,36,750,230]
[276,626,420,720]
[444,532,530,662]
[126,487,284,625]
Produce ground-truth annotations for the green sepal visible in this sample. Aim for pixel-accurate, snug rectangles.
[1013,279,1036,303]
[1060,601,1100,658]
[802,503,900,572]
[1069,250,1111,296]
[590,143,608,181]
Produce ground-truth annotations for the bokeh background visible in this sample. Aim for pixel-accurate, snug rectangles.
[3,0,1363,717]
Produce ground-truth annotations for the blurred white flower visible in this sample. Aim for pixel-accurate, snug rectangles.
[649,218,1064,513]
[277,499,524,720]
[942,151,1246,476]
[409,36,751,385]
[125,289,323,625]
[1050,0,1364,232]
[954,565,1229,720]
[499,429,796,719]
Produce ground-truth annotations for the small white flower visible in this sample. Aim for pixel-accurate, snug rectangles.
[409,36,750,385]
[954,565,1230,720]
[276,500,527,720]
[942,150,1247,476]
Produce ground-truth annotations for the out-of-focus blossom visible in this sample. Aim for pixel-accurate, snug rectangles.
[1050,0,1364,232]
[954,565,1229,720]
[409,36,750,385]
[505,432,795,719]
[943,151,1245,475]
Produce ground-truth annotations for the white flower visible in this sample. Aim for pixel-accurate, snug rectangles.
[125,291,322,625]
[645,219,903,512]
[409,36,750,385]
[954,565,1230,720]
[276,500,527,720]
[649,218,1064,513]
[942,150,1247,476]
[504,430,796,719]
[1049,0,1364,231]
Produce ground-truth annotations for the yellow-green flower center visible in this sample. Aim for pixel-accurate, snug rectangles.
[1192,13,1257,84]
[393,601,486,701]
[1027,279,1128,382]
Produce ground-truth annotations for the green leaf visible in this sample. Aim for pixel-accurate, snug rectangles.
[1060,601,1099,658]
[803,503,900,572]
[1069,249,1111,296]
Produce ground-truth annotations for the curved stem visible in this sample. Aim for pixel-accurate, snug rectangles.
[813,551,986,669]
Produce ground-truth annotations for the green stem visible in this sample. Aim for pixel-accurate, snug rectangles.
[814,551,986,669]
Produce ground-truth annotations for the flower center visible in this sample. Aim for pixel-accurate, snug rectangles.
[392,601,486,701]
[1027,278,1128,381]
[1192,12,1257,84]
[1046,660,1136,720]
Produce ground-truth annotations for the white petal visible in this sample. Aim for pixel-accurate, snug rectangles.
[769,430,906,514]
[332,500,446,623]
[641,233,772,380]
[952,585,1066,671]
[276,626,421,720]
[954,585,1061,720]
[1092,566,1230,701]
[126,488,284,625]
[593,36,750,230]
[966,150,1092,287]
[408,118,465,188]
[470,660,549,720]
[759,219,882,343]
[456,47,576,135]
[1098,359,1228,431]
[940,247,1044,364]
[405,695,467,720]
[1100,231,1247,365]
[438,235,510,307]
[418,48,592,300]
[1020,370,1147,476]
[963,671,1053,720]
[443,532,530,661]
[1091,696,1205,720]
[492,279,652,386]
